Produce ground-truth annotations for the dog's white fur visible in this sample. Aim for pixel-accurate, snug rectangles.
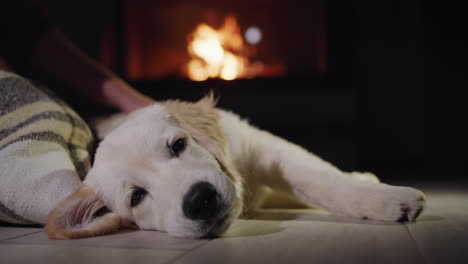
[46,95,425,239]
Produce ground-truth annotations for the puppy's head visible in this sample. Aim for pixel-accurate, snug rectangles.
[46,96,243,239]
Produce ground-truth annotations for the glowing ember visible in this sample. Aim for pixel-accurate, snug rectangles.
[186,15,259,81]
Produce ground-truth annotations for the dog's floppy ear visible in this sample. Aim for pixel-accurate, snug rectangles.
[45,183,121,239]
[165,93,242,188]
[165,93,227,160]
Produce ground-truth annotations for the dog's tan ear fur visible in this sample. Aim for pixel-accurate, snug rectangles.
[165,94,241,188]
[45,183,121,239]
[165,93,227,161]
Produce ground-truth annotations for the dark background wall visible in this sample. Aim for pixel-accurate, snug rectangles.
[328,0,465,181]
[31,0,466,182]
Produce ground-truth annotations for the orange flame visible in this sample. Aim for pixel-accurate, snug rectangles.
[186,16,260,81]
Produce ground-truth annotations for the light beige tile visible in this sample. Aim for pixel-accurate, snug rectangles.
[7,229,208,250]
[406,191,468,264]
[175,219,423,264]
[0,227,42,241]
[0,243,184,264]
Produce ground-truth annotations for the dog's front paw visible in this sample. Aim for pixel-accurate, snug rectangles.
[359,185,426,222]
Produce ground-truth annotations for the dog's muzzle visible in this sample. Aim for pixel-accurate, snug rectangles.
[182,181,230,234]
[183,181,221,220]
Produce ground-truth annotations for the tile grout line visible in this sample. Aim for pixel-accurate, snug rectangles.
[162,239,213,264]
[0,230,44,242]
[402,223,430,264]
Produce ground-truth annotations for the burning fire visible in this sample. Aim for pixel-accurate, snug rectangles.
[186,15,261,81]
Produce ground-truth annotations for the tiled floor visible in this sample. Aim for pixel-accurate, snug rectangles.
[1,182,468,264]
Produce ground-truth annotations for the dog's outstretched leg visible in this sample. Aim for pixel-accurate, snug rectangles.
[219,110,425,222]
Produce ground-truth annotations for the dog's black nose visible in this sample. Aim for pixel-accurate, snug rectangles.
[183,182,219,221]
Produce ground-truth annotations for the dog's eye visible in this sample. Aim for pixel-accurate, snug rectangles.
[169,138,186,157]
[131,187,147,207]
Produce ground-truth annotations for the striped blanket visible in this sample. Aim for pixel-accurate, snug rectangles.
[0,70,93,225]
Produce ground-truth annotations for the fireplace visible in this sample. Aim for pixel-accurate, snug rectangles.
[100,0,327,81]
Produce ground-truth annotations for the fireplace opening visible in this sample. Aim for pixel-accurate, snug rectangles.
[101,0,327,82]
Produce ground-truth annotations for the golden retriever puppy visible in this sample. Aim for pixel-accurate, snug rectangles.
[46,95,425,239]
